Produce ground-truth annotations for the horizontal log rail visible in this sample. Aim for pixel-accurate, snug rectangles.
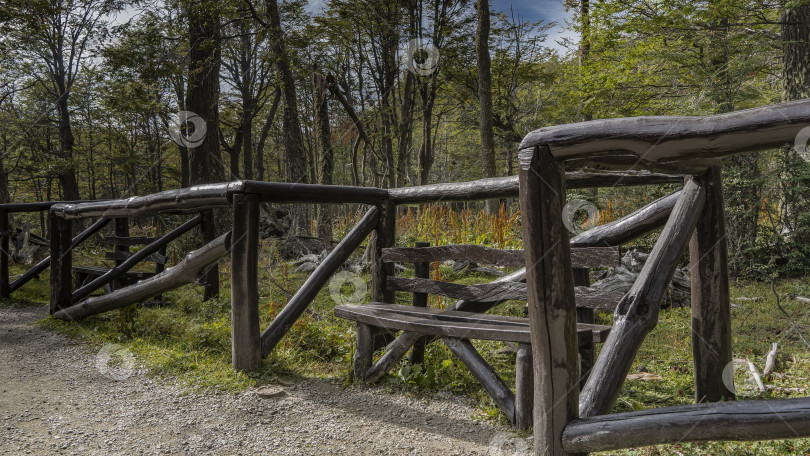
[562,397,810,453]
[520,99,810,167]
[389,171,682,204]
[381,245,620,269]
[50,183,243,219]
[71,215,203,303]
[386,277,623,311]
[242,180,388,204]
[0,200,101,213]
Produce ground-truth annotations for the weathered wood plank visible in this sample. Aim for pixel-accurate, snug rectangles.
[580,179,706,418]
[519,145,581,456]
[71,215,203,303]
[49,213,72,314]
[388,172,683,204]
[382,245,620,269]
[689,167,734,403]
[11,217,111,294]
[443,337,516,423]
[243,180,388,204]
[260,207,379,357]
[231,194,261,371]
[50,182,243,219]
[336,304,532,343]
[53,233,230,320]
[383,244,524,267]
[521,99,810,165]
[387,277,527,301]
[562,397,810,453]
[387,277,623,312]
[570,190,681,248]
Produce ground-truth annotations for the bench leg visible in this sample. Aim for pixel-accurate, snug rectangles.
[443,337,516,424]
[515,343,533,430]
[354,323,374,382]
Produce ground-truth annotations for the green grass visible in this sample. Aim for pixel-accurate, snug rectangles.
[6,252,810,454]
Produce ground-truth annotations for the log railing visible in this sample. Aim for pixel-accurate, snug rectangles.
[0,200,103,299]
[29,98,810,454]
[517,98,810,455]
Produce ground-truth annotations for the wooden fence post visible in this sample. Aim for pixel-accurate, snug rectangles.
[690,166,734,403]
[0,209,9,299]
[231,193,261,371]
[371,199,395,303]
[201,209,219,301]
[49,212,72,314]
[408,241,430,364]
[519,145,581,456]
[113,217,129,290]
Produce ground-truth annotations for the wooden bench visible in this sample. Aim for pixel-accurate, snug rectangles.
[334,243,624,429]
[72,219,166,301]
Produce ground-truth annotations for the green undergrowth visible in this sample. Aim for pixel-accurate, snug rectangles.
[7,253,810,454]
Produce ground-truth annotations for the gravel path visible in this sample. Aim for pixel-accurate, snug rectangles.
[1,304,532,455]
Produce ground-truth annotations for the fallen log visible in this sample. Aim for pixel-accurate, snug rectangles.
[53,232,231,321]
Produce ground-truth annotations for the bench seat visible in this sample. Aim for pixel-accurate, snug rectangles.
[335,303,611,345]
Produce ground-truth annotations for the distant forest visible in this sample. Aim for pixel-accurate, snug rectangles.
[1,0,810,276]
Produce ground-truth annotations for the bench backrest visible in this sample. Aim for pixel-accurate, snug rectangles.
[379,244,622,310]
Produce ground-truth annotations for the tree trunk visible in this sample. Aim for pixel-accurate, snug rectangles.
[56,92,81,201]
[265,0,308,233]
[476,0,497,213]
[418,91,435,185]
[174,84,190,187]
[186,2,224,186]
[313,72,333,240]
[782,5,810,100]
[256,88,281,182]
[240,25,255,181]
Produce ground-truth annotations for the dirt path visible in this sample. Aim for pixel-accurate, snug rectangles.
[0,304,531,455]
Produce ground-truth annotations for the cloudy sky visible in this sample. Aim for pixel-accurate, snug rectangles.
[304,0,576,53]
[491,0,575,51]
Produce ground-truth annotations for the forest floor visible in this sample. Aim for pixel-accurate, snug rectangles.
[3,252,810,455]
[0,303,528,455]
